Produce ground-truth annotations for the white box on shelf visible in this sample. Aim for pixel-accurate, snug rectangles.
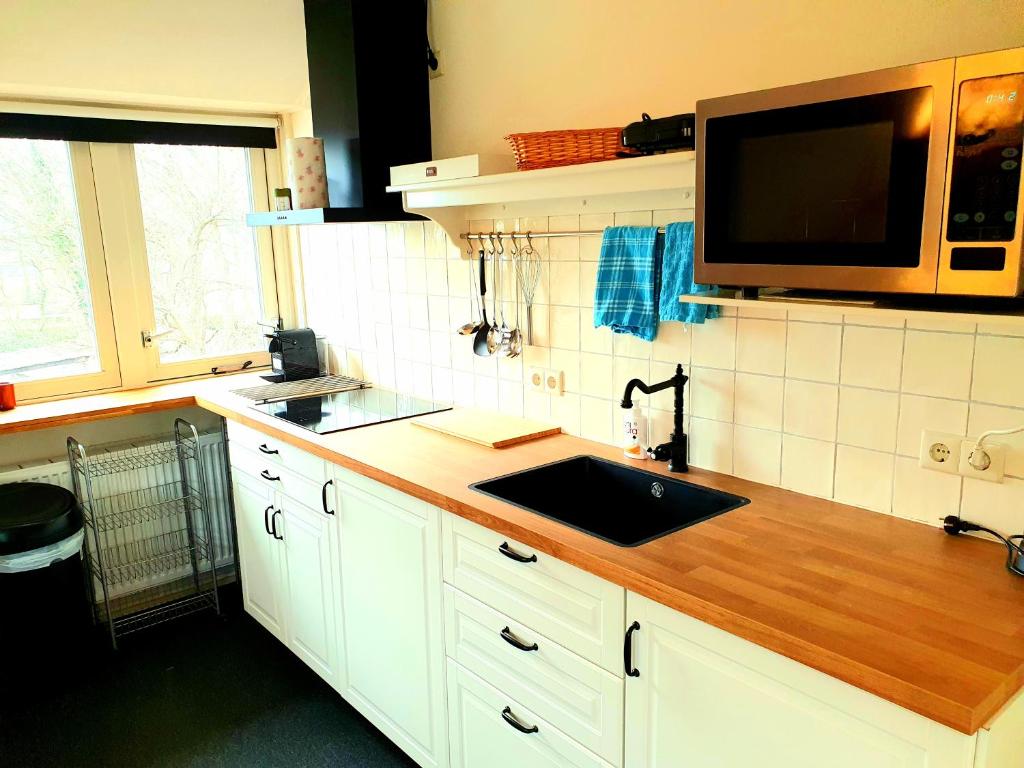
[389,154,515,186]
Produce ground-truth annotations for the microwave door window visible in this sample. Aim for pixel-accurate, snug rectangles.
[704,86,933,267]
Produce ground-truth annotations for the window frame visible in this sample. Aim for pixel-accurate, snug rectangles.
[2,129,286,403]
[0,141,123,401]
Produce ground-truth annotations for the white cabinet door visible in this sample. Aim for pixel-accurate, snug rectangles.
[233,470,285,642]
[335,470,449,768]
[278,492,340,689]
[447,661,614,768]
[624,592,975,768]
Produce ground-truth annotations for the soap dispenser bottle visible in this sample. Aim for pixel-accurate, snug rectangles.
[622,403,647,460]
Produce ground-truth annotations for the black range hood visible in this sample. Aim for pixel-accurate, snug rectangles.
[248,0,431,226]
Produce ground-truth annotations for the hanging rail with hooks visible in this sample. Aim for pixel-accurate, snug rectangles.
[460,229,668,242]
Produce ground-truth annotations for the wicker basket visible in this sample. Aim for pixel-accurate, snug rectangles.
[504,127,630,171]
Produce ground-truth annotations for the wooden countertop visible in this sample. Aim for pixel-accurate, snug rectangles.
[5,375,1022,733]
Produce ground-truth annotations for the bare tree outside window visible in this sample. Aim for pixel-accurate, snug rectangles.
[0,139,100,382]
[134,144,265,363]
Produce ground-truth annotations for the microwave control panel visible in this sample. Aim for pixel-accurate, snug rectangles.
[946,72,1024,243]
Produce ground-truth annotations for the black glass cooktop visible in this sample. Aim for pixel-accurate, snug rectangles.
[252,388,451,435]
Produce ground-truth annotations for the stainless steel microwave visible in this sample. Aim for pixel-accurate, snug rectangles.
[695,47,1024,296]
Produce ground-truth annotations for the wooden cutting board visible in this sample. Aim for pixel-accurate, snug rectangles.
[411,408,561,448]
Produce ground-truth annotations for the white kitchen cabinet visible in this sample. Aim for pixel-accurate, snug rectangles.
[334,468,449,768]
[623,591,976,768]
[277,492,340,688]
[447,661,614,768]
[232,470,286,642]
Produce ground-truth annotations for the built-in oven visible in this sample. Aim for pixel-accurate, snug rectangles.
[695,47,1024,296]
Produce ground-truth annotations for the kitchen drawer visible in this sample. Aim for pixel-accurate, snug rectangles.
[230,443,330,516]
[226,419,325,483]
[447,661,614,768]
[442,514,624,675]
[444,586,623,765]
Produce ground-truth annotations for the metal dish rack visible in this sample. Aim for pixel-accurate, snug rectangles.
[68,419,221,649]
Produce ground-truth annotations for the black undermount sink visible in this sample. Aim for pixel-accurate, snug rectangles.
[471,455,750,547]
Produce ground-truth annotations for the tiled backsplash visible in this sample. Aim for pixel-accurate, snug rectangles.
[299,211,1024,536]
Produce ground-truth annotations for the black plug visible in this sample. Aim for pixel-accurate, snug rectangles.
[942,515,982,536]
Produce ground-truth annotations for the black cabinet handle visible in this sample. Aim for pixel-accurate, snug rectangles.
[500,626,538,652]
[501,706,538,735]
[322,479,335,515]
[260,469,281,482]
[624,620,640,678]
[271,510,283,540]
[258,443,279,455]
[264,505,274,535]
[498,541,537,563]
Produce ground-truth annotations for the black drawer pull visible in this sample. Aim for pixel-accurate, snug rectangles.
[500,626,538,652]
[263,505,274,535]
[260,469,281,482]
[624,620,640,678]
[258,443,279,455]
[501,706,538,735]
[498,541,537,563]
[322,479,335,515]
[271,510,283,541]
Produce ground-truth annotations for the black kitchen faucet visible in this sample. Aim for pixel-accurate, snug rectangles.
[621,363,689,473]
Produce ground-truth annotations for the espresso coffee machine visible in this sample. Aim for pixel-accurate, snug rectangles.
[263,328,320,383]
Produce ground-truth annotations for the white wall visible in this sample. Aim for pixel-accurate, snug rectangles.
[428,0,1024,157]
[0,0,309,113]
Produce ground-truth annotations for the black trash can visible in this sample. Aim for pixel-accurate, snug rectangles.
[0,482,92,681]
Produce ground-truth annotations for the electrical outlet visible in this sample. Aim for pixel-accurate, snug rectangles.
[919,430,962,475]
[544,369,564,396]
[527,367,545,393]
[958,439,1006,483]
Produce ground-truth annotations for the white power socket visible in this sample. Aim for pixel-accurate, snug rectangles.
[919,431,962,475]
[544,369,564,396]
[958,439,1006,483]
[527,367,545,393]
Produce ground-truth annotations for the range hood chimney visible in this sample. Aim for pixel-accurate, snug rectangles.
[249,0,431,226]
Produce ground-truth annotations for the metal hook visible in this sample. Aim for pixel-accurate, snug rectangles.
[495,233,504,256]
[486,232,496,255]
[508,232,518,257]
[525,231,534,256]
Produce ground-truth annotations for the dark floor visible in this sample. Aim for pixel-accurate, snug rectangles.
[0,589,416,768]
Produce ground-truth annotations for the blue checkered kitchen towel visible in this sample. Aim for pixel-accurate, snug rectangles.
[593,226,662,341]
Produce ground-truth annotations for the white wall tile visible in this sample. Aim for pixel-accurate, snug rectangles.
[550,306,581,350]
[689,417,733,473]
[960,476,1024,536]
[833,446,893,514]
[840,325,904,390]
[736,319,786,376]
[733,426,781,485]
[783,380,838,441]
[836,386,898,452]
[549,261,580,306]
[580,320,613,354]
[785,322,841,383]
[906,316,975,334]
[613,333,653,360]
[549,235,579,262]
[579,262,597,308]
[580,352,613,398]
[734,372,784,431]
[689,367,734,422]
[781,434,835,499]
[614,210,653,226]
[690,317,736,370]
[896,394,968,457]
[524,390,551,421]
[550,392,580,434]
[551,348,581,394]
[972,335,1024,408]
[653,322,691,363]
[892,457,961,525]
[901,330,974,400]
[580,396,614,444]
[967,403,1024,478]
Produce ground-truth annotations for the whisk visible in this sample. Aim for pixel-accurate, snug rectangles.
[513,232,542,345]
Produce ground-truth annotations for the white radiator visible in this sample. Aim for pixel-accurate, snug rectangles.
[0,432,235,597]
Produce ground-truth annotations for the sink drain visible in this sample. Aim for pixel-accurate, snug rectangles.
[651,482,664,498]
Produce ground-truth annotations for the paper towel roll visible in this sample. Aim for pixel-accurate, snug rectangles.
[287,137,329,209]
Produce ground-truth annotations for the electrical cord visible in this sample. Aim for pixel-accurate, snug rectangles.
[943,515,1024,576]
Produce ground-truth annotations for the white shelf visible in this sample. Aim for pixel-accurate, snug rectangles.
[680,289,1024,327]
[390,152,696,248]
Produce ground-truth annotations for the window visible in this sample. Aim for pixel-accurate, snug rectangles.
[131,144,277,379]
[0,139,120,399]
[0,125,281,400]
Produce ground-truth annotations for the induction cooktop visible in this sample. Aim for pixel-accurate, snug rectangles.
[251,387,451,435]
